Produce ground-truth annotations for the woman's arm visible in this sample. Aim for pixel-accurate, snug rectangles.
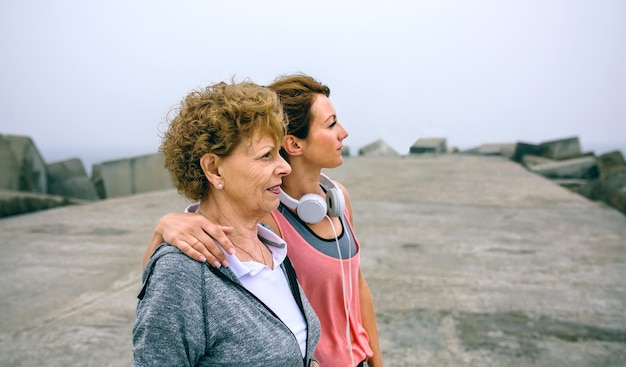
[142,212,235,269]
[359,270,384,367]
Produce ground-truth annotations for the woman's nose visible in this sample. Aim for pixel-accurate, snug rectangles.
[277,155,291,176]
[338,122,349,140]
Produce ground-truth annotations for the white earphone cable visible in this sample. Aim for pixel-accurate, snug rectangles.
[325,215,354,367]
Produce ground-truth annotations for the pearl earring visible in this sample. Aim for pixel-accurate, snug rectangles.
[217,182,224,189]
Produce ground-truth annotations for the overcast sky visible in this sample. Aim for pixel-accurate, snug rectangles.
[1,0,624,168]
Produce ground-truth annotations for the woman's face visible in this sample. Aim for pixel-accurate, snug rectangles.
[218,131,291,218]
[301,94,349,169]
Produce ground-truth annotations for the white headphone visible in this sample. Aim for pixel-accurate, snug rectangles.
[279,173,346,224]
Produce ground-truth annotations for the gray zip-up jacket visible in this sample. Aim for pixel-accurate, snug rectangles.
[132,244,321,367]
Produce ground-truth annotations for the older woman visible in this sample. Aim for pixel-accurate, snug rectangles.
[132,81,320,367]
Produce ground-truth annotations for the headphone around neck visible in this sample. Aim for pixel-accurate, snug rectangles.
[279,173,346,224]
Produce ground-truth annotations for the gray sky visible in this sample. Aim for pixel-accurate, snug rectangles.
[2,0,625,168]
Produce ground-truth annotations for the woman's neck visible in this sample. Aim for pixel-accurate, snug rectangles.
[197,201,273,268]
[197,200,258,242]
[281,165,324,199]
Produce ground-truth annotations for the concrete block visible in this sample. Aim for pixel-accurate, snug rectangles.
[47,157,87,178]
[132,153,174,195]
[580,170,626,204]
[49,176,100,201]
[521,154,555,168]
[597,150,626,178]
[0,137,20,190]
[92,153,173,199]
[609,185,626,214]
[0,189,80,218]
[0,134,47,193]
[463,143,516,158]
[47,158,99,201]
[358,139,399,157]
[91,164,106,199]
[529,156,599,180]
[539,136,582,160]
[580,169,626,215]
[552,179,589,193]
[512,142,546,163]
[479,143,516,158]
[409,137,447,154]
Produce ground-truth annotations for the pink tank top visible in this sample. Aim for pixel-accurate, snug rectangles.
[271,208,373,366]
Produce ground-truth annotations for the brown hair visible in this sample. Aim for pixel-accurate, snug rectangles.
[160,81,286,201]
[267,74,330,158]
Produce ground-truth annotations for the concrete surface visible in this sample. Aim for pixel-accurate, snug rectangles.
[1,155,625,366]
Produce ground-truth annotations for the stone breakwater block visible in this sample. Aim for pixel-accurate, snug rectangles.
[0,134,47,193]
[529,156,599,180]
[463,143,516,158]
[522,154,555,168]
[91,153,173,199]
[410,137,447,154]
[610,186,626,213]
[478,143,516,158]
[0,189,83,217]
[0,137,20,191]
[358,139,399,157]
[597,150,626,178]
[47,158,99,201]
[580,170,626,211]
[552,179,588,193]
[539,136,581,160]
[512,142,547,163]
[47,157,86,178]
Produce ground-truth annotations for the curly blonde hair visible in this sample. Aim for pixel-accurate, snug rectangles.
[160,81,287,201]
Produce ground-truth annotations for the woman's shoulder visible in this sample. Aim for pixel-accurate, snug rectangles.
[332,179,354,221]
[139,244,207,302]
[146,244,203,277]
[331,179,351,200]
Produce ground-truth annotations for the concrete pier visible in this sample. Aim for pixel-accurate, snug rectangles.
[1,155,625,366]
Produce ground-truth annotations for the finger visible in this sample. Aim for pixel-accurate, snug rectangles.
[175,238,208,264]
[184,233,223,268]
[195,224,235,267]
[203,224,235,255]
[195,238,227,268]
[189,237,232,268]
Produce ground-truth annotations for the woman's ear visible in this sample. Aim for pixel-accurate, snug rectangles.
[283,134,303,156]
[200,153,222,188]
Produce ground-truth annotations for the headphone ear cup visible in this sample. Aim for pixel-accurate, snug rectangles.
[325,187,345,217]
[297,193,328,224]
